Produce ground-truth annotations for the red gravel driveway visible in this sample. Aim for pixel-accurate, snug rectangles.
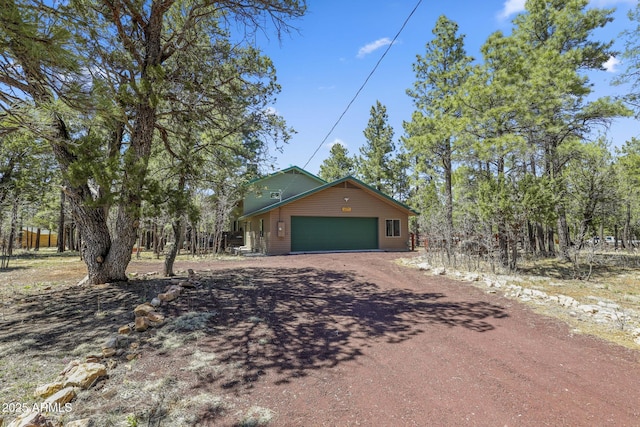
[129,252,640,426]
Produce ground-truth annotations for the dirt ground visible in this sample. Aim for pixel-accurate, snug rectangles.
[1,252,640,426]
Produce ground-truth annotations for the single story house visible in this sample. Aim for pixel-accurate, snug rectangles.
[237,166,417,255]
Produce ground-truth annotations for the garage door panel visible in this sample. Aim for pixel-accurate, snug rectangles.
[291,216,378,252]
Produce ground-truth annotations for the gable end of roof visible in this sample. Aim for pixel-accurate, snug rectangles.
[240,173,418,219]
[248,165,326,186]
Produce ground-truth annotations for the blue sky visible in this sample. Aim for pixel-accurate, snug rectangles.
[257,0,639,175]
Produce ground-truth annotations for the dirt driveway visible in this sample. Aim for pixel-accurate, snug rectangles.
[2,252,640,426]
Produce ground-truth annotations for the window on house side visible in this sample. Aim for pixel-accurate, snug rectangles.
[386,219,401,237]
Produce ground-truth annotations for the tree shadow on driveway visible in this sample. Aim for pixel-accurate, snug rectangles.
[156,267,508,391]
[0,264,508,425]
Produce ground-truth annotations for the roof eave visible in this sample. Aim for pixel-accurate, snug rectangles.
[239,175,419,219]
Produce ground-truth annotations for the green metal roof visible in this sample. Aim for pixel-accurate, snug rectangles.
[239,173,419,220]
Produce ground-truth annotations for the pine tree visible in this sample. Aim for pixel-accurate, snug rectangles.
[509,0,628,260]
[0,0,305,284]
[357,101,395,193]
[319,143,355,182]
[403,15,472,257]
[616,138,640,247]
[612,3,640,117]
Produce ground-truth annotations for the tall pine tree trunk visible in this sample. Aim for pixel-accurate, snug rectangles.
[556,203,571,261]
[443,143,454,263]
[536,223,546,254]
[498,220,509,268]
[164,175,187,277]
[546,140,570,261]
[623,201,631,249]
[8,198,19,256]
[153,221,160,259]
[164,219,182,277]
[20,6,159,284]
[547,226,555,254]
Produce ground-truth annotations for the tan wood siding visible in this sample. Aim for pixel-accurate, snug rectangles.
[264,186,410,254]
[244,170,324,215]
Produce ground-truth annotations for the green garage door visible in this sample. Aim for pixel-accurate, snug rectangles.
[291,216,378,252]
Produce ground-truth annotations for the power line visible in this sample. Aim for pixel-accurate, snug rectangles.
[302,0,424,171]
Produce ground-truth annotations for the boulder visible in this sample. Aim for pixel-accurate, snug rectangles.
[147,311,164,322]
[558,295,578,308]
[158,292,177,302]
[134,303,155,317]
[59,360,80,377]
[433,267,446,276]
[101,347,116,358]
[134,316,150,332]
[118,325,131,335]
[7,412,54,427]
[146,311,165,324]
[179,280,196,289]
[84,355,101,364]
[34,381,64,398]
[578,304,599,314]
[43,386,76,406]
[597,300,621,310]
[63,363,107,389]
[150,297,161,307]
[166,284,182,295]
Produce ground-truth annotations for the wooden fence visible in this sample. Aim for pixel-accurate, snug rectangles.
[20,227,58,249]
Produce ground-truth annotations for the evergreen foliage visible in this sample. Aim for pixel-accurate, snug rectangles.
[0,0,305,283]
[357,100,396,194]
[1,0,638,276]
[319,143,355,182]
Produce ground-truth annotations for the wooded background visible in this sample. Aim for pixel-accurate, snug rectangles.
[1,0,639,281]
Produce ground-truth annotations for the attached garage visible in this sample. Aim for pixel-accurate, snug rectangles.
[238,167,417,255]
[291,216,378,252]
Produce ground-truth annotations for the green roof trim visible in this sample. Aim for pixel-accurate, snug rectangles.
[247,165,326,186]
[239,173,419,220]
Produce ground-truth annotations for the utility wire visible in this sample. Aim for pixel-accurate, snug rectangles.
[302,0,424,171]
[269,0,423,204]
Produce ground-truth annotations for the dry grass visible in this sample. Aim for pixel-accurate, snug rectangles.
[516,252,640,312]
[0,251,274,426]
[515,261,640,349]
[413,248,640,349]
